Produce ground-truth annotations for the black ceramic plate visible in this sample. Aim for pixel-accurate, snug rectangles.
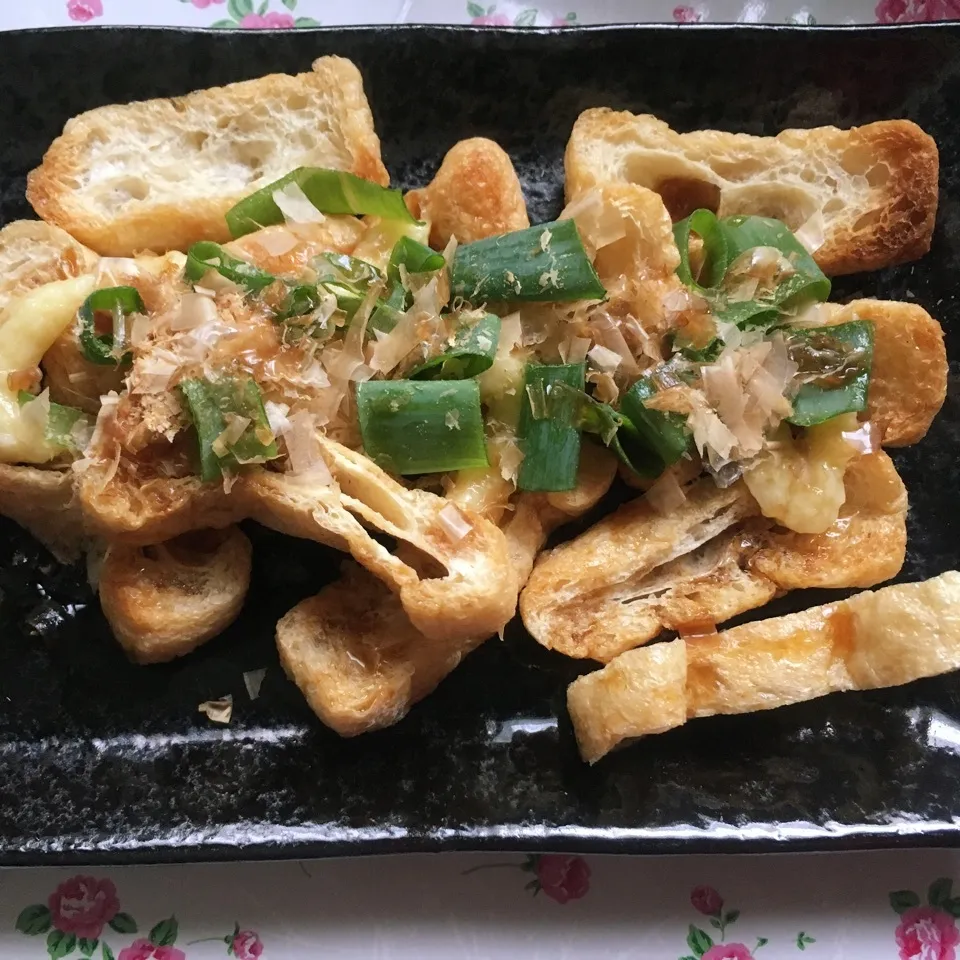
[1,23,960,866]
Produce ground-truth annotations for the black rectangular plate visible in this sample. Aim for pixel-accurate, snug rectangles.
[2,23,960,865]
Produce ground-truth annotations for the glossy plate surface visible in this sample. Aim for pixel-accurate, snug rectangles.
[0,24,959,865]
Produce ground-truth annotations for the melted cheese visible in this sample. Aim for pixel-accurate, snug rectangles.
[0,275,95,463]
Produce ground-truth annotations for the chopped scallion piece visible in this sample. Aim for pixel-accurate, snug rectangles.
[619,377,691,467]
[315,252,383,288]
[409,314,501,380]
[388,236,445,288]
[673,209,830,330]
[17,391,92,452]
[366,285,406,338]
[786,320,874,427]
[313,252,383,320]
[356,379,489,476]
[78,285,145,366]
[451,220,606,304]
[540,382,664,479]
[185,241,275,293]
[517,362,585,492]
[178,376,279,482]
[225,167,418,239]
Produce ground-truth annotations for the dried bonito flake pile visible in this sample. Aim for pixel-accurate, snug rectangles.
[2,58,953,760]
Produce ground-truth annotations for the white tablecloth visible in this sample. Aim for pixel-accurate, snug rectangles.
[2,3,960,958]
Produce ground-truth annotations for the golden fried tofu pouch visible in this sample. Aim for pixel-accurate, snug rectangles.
[0,223,101,555]
[0,221,98,308]
[568,570,960,763]
[79,432,517,645]
[825,299,947,447]
[564,109,938,276]
[99,526,251,663]
[0,462,85,561]
[275,452,618,736]
[42,252,188,414]
[564,182,686,347]
[406,138,529,249]
[521,451,906,662]
[277,561,468,736]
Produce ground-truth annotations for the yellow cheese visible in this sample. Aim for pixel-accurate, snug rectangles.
[0,275,95,463]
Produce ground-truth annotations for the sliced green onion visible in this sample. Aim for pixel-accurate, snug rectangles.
[387,236,445,288]
[786,320,874,427]
[178,376,278,482]
[673,210,830,330]
[409,314,501,380]
[517,362,585,492]
[78,286,145,366]
[670,331,724,364]
[314,252,383,319]
[619,377,691,467]
[17,391,92,452]
[356,379,488,476]
[225,167,417,239]
[674,208,730,292]
[315,252,383,288]
[275,284,326,321]
[185,241,275,293]
[366,285,406,338]
[451,220,606,304]
[538,381,664,479]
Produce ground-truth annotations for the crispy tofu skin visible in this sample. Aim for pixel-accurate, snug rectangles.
[79,433,518,646]
[565,109,938,276]
[0,223,98,555]
[276,453,617,737]
[823,299,947,447]
[277,562,486,736]
[0,463,85,561]
[99,526,252,663]
[565,182,686,346]
[0,221,98,310]
[522,451,906,662]
[406,138,529,249]
[568,571,960,763]
[27,57,388,256]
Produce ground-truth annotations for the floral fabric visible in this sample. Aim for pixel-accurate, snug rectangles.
[0,0,951,29]
[1,1,960,958]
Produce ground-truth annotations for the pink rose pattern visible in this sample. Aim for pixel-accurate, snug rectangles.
[66,0,103,21]
[186,0,320,28]
[118,941,186,960]
[892,880,960,960]
[679,885,814,957]
[56,1,960,27]
[467,4,577,25]
[875,0,960,21]
[230,927,265,959]
[673,4,704,21]
[17,884,265,959]
[46,875,120,940]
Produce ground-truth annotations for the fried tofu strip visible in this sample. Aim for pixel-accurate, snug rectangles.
[0,462,84,561]
[565,109,938,275]
[276,452,618,736]
[522,451,906,662]
[99,527,252,663]
[0,220,97,309]
[826,300,947,447]
[0,222,100,557]
[79,432,517,645]
[406,138,529,249]
[568,570,960,763]
[28,57,388,256]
